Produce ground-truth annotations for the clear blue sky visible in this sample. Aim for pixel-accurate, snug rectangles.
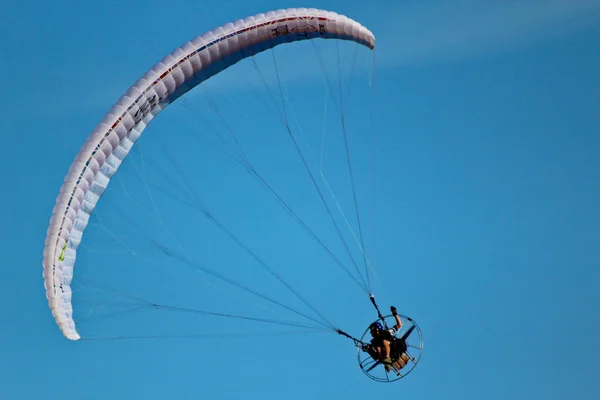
[1,0,600,399]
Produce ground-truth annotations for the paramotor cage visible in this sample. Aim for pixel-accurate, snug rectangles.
[357,314,424,383]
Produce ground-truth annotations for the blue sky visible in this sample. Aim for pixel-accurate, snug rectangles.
[1,0,600,399]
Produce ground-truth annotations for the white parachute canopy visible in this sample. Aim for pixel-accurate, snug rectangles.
[43,8,375,340]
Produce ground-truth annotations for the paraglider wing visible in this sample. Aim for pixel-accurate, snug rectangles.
[42,8,375,341]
